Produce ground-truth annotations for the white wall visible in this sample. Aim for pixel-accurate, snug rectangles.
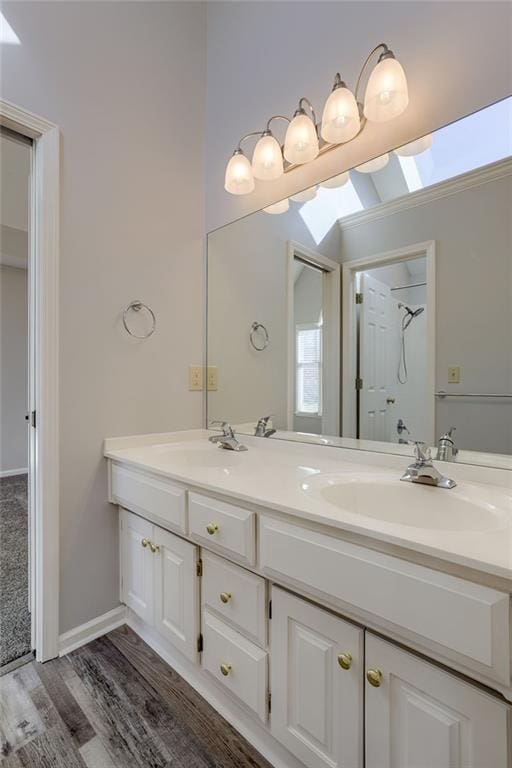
[206,1,512,231]
[0,265,28,473]
[1,2,206,633]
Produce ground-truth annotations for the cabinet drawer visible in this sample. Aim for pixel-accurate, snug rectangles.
[260,516,511,686]
[189,493,256,565]
[202,552,267,646]
[202,610,268,722]
[112,464,186,534]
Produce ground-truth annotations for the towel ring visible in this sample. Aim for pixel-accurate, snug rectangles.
[250,321,269,351]
[123,300,156,339]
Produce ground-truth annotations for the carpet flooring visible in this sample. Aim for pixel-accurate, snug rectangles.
[0,624,272,767]
[0,474,31,667]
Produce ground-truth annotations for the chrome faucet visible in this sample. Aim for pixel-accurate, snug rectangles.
[401,442,456,489]
[208,421,247,452]
[436,427,458,462]
[254,415,276,438]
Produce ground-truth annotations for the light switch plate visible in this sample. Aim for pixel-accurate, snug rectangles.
[207,366,218,391]
[188,365,203,391]
[448,366,460,384]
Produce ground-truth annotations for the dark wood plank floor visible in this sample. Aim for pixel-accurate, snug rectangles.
[0,625,272,768]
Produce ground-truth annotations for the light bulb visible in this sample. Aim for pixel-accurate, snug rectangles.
[224,150,255,195]
[263,198,289,214]
[290,186,317,203]
[284,112,319,165]
[321,78,360,144]
[394,134,433,157]
[364,54,408,123]
[355,153,389,173]
[252,133,284,180]
[320,172,350,189]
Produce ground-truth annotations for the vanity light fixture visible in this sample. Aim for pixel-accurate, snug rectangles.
[320,171,350,189]
[394,133,433,157]
[290,186,317,203]
[224,43,409,195]
[355,153,389,173]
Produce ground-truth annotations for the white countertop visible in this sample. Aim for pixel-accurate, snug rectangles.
[104,429,512,582]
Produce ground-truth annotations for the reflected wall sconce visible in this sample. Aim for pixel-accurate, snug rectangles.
[224,43,409,196]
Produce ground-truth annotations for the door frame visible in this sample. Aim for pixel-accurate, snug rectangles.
[286,240,340,435]
[1,99,60,662]
[342,240,436,443]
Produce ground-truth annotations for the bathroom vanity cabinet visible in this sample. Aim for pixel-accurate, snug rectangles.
[110,458,512,768]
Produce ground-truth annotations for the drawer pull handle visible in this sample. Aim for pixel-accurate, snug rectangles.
[206,523,219,535]
[149,541,160,554]
[220,592,232,604]
[337,653,352,670]
[220,663,232,677]
[141,538,150,548]
[367,668,382,687]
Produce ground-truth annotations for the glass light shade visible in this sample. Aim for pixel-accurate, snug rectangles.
[252,134,284,180]
[320,171,350,189]
[263,198,289,215]
[284,113,319,164]
[364,57,409,123]
[355,153,389,173]
[321,86,360,144]
[290,186,317,203]
[224,152,255,195]
[394,133,433,157]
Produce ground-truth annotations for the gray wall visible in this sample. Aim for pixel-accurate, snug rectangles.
[1,2,206,633]
[340,175,512,454]
[206,1,512,231]
[0,265,28,473]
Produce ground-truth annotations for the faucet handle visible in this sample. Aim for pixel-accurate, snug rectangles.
[258,415,273,426]
[413,441,432,462]
[209,420,234,438]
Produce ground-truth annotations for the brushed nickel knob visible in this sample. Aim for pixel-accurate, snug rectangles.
[206,523,219,535]
[220,663,232,677]
[386,397,396,405]
[367,668,383,687]
[149,541,160,554]
[220,592,232,604]
[337,653,352,670]
[141,538,150,548]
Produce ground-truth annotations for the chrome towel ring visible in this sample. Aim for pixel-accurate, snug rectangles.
[250,321,269,351]
[123,300,156,339]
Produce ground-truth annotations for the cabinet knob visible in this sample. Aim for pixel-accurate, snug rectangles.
[220,663,232,677]
[367,668,383,687]
[386,397,396,405]
[141,538,150,548]
[206,523,219,535]
[337,652,352,670]
[220,592,231,604]
[149,541,160,554]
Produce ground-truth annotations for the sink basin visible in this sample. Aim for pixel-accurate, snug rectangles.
[145,441,247,468]
[302,473,511,532]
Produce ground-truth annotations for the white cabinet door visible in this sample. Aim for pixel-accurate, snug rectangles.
[153,526,200,663]
[121,509,154,625]
[271,587,364,768]
[366,634,511,768]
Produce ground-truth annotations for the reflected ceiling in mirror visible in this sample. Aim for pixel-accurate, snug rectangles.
[207,97,512,470]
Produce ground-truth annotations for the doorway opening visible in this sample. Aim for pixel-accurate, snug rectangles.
[0,127,33,671]
[342,241,435,446]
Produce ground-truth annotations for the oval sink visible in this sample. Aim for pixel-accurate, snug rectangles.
[146,441,247,468]
[302,473,510,532]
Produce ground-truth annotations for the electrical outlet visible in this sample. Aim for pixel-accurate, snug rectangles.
[448,366,460,384]
[188,366,203,391]
[207,366,218,391]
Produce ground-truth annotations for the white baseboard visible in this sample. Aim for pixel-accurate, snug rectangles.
[127,610,303,768]
[59,605,127,656]
[0,467,28,478]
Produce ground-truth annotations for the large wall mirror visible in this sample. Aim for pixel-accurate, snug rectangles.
[207,97,512,470]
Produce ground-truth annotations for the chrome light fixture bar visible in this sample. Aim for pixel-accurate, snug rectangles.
[224,43,409,195]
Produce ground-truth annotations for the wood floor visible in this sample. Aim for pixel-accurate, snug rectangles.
[0,624,272,767]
